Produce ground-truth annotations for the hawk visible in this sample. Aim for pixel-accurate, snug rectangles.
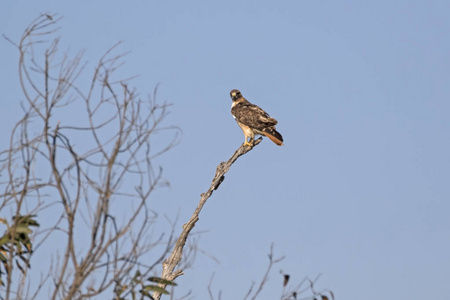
[230,89,284,147]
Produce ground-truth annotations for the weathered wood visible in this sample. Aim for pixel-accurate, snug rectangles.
[153,137,263,299]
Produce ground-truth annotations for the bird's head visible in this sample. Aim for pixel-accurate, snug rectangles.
[230,89,243,102]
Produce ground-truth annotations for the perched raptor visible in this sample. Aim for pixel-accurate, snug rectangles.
[230,89,284,147]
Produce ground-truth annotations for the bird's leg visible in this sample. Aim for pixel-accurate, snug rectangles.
[243,136,254,147]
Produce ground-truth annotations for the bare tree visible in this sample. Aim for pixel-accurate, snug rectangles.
[0,14,179,300]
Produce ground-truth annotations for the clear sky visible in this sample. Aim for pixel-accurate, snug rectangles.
[1,1,450,299]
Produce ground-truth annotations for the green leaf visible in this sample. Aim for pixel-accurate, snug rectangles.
[139,290,155,299]
[132,269,141,283]
[0,252,7,263]
[26,219,40,227]
[13,215,39,226]
[142,285,169,294]
[24,242,32,253]
[147,276,177,286]
[0,235,10,247]
[14,240,23,253]
[15,224,32,234]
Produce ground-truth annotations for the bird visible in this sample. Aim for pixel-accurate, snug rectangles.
[230,89,283,147]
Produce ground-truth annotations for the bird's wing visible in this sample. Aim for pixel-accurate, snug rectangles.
[232,102,278,130]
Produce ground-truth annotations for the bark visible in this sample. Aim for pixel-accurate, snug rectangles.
[153,137,263,299]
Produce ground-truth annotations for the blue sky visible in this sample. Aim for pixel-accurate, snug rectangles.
[1,1,450,299]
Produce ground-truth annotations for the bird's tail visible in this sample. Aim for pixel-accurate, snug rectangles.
[263,128,284,146]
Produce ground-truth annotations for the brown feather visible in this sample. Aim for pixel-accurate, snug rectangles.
[263,131,284,146]
[230,89,284,146]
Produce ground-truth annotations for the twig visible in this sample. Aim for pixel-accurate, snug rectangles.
[250,243,285,300]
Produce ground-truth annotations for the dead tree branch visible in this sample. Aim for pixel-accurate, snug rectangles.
[152,137,263,300]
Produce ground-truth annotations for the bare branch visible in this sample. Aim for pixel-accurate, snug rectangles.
[152,138,263,299]
[249,243,285,300]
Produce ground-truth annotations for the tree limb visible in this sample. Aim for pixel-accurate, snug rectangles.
[153,137,263,299]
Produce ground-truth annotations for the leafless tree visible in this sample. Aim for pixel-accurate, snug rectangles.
[0,14,180,300]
